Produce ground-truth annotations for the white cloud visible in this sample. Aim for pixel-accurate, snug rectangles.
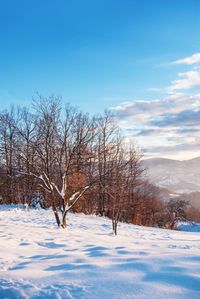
[110,52,200,158]
[111,94,200,118]
[147,87,162,92]
[169,70,200,91]
[172,52,200,65]
[111,93,200,159]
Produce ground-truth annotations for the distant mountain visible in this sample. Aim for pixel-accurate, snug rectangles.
[142,157,200,194]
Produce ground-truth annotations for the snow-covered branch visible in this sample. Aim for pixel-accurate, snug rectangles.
[17,171,52,192]
[65,186,90,214]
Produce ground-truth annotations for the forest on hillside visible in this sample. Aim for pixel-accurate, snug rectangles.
[0,95,197,233]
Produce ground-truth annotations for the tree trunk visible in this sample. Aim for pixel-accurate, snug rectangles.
[52,204,61,227]
[112,219,118,235]
[114,220,117,235]
[61,213,67,228]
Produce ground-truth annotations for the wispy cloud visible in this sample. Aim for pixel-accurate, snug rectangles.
[112,94,200,117]
[147,87,162,92]
[172,52,200,65]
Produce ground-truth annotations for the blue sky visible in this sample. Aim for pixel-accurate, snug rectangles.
[1,0,200,159]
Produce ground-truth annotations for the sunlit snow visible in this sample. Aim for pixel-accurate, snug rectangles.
[0,205,200,299]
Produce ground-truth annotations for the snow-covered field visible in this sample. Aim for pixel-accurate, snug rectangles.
[0,206,200,299]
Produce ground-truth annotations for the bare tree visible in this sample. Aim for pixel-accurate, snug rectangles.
[16,96,97,228]
[0,95,167,232]
[166,199,189,229]
[0,108,19,203]
[96,110,119,216]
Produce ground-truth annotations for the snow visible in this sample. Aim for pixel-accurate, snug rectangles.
[0,205,200,299]
[178,221,200,232]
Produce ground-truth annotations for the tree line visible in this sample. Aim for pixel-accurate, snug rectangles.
[0,95,190,233]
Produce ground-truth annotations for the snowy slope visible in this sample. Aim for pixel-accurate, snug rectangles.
[143,157,200,194]
[0,206,200,299]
